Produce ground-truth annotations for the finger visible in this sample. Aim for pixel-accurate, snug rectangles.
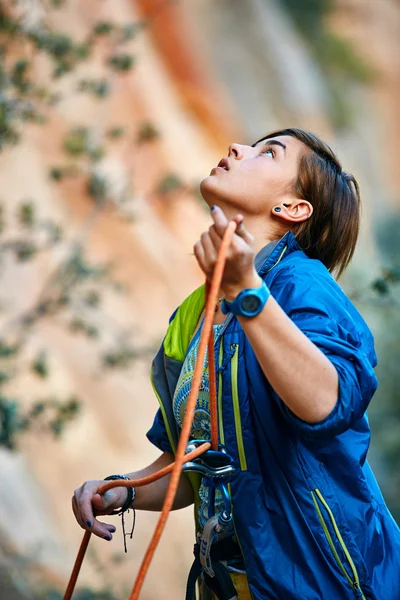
[210,205,229,237]
[73,487,94,530]
[85,493,118,539]
[233,214,254,245]
[89,512,117,540]
[208,225,222,250]
[76,485,97,530]
[200,231,218,263]
[72,495,85,529]
[193,240,208,277]
[92,489,123,514]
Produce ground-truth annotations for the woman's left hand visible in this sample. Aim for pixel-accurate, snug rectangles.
[193,205,260,300]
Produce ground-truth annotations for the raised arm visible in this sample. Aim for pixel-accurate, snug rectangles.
[194,206,338,424]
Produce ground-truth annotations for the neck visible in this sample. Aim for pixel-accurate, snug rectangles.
[219,207,288,254]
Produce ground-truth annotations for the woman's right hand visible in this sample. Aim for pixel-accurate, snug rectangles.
[72,480,128,540]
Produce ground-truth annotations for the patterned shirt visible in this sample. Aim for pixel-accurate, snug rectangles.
[173,321,233,536]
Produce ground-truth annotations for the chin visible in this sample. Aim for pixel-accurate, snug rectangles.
[199,175,218,208]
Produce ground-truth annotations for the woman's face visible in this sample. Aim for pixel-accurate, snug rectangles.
[200,135,307,214]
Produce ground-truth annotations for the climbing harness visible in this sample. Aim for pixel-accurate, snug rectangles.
[64,220,239,600]
[183,441,239,598]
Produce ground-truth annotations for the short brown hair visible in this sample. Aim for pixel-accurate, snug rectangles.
[254,128,361,279]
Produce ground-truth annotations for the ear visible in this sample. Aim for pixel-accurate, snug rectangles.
[273,198,313,223]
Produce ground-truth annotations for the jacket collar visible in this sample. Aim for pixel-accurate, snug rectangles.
[256,231,301,277]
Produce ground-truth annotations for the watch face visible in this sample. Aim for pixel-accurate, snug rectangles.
[241,294,261,314]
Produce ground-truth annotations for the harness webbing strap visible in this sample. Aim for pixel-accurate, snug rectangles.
[200,515,220,576]
[186,544,238,600]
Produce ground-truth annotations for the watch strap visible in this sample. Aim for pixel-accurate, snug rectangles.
[221,280,270,317]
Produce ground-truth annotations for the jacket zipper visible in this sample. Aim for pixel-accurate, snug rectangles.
[311,489,366,599]
[217,339,225,445]
[218,348,254,599]
[230,343,247,471]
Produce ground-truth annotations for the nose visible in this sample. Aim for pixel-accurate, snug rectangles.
[228,143,247,159]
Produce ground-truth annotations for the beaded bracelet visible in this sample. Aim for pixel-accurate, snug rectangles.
[103,474,136,515]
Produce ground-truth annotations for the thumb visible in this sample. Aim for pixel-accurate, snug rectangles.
[92,490,119,513]
[233,215,254,245]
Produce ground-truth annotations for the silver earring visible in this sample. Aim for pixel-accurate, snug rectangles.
[274,207,281,213]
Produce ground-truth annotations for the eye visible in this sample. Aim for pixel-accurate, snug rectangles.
[262,147,275,158]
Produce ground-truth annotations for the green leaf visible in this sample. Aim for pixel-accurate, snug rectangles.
[0,341,20,358]
[157,174,184,195]
[103,346,137,369]
[0,396,21,450]
[18,202,35,228]
[108,54,135,72]
[63,127,89,156]
[32,352,49,378]
[77,78,110,99]
[88,146,105,162]
[14,241,37,262]
[74,42,91,60]
[69,318,98,338]
[136,122,159,144]
[86,325,99,338]
[372,278,389,295]
[107,127,125,139]
[63,396,81,417]
[69,317,86,333]
[87,173,108,202]
[119,22,143,42]
[93,21,114,36]
[85,290,101,307]
[41,31,73,59]
[0,98,20,149]
[0,371,11,385]
[50,418,63,437]
[383,268,400,283]
[53,61,73,79]
[44,221,63,244]
[49,167,63,181]
[30,401,47,417]
[11,59,30,91]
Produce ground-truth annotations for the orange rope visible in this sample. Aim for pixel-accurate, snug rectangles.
[64,220,237,600]
[129,220,236,599]
[207,280,219,451]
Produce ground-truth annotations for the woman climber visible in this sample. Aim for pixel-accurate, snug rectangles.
[72,128,400,599]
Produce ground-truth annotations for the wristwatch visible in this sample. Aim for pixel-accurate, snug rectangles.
[221,280,270,318]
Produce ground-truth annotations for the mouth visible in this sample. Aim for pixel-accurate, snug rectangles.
[216,157,230,171]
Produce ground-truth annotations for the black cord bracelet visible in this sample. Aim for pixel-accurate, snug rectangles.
[104,474,136,515]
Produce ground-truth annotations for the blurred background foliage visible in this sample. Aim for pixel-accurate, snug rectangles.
[0,0,160,452]
[0,0,399,598]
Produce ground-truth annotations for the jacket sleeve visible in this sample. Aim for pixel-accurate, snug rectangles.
[146,408,174,453]
[269,263,378,439]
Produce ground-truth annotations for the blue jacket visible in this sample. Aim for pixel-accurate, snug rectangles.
[147,232,400,599]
